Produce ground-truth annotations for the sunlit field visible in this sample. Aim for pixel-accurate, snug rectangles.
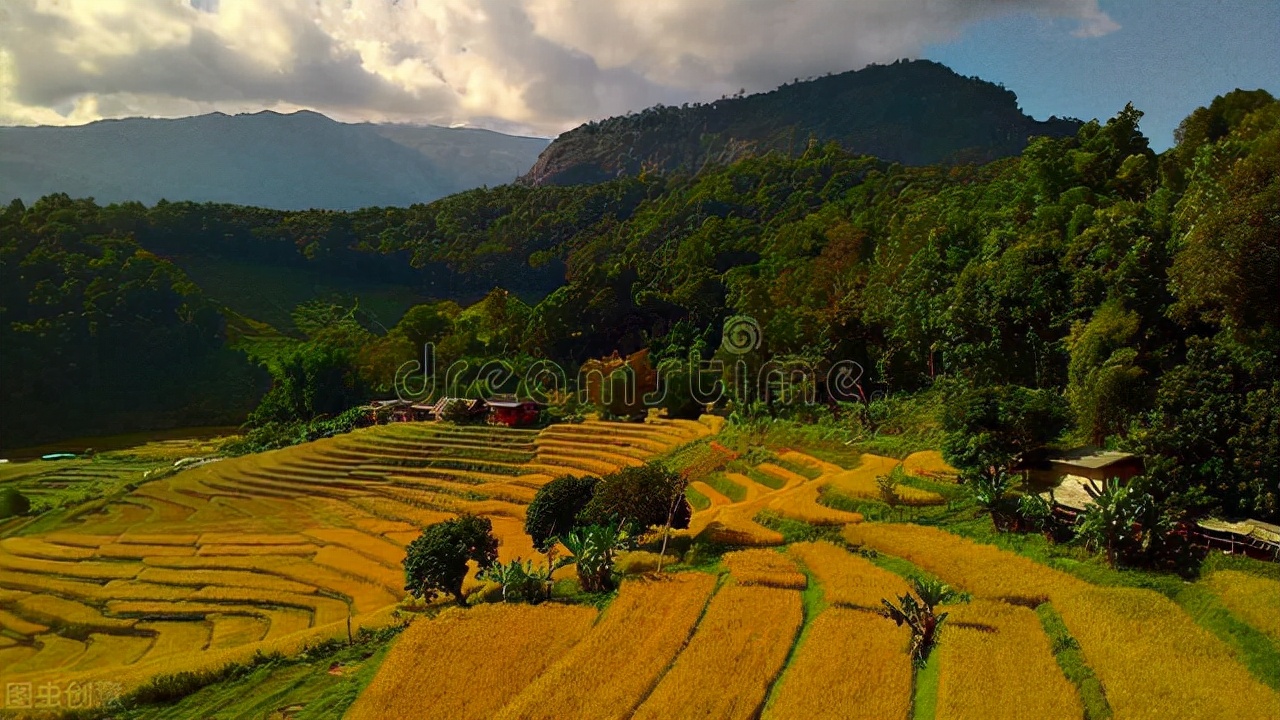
[0,418,710,695]
[2,418,1278,719]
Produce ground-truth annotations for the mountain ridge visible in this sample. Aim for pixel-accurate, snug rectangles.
[0,111,550,210]
[521,59,1081,186]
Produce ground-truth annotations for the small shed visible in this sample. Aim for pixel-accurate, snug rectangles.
[1022,447,1144,520]
[1025,447,1144,485]
[366,399,413,423]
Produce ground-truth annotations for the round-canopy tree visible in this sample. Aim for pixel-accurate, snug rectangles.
[403,515,499,605]
[577,462,692,535]
[524,474,601,551]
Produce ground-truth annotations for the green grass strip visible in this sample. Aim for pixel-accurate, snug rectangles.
[702,472,747,503]
[1171,583,1280,691]
[770,459,822,481]
[685,485,711,511]
[740,464,786,490]
[911,649,940,720]
[1036,602,1112,720]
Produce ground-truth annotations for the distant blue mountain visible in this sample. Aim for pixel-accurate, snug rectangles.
[0,110,549,210]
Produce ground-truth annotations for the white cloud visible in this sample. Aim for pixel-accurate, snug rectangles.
[0,0,1118,135]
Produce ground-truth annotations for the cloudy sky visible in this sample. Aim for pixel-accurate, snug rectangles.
[0,0,1276,149]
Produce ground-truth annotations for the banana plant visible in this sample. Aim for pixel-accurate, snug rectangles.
[1078,477,1167,568]
[559,522,631,593]
[479,557,560,603]
[880,576,961,668]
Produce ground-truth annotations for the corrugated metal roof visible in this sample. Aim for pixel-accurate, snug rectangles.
[1046,446,1138,470]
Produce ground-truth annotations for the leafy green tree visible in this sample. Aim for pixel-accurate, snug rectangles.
[657,360,706,420]
[524,475,601,551]
[1065,300,1147,445]
[1134,338,1279,520]
[577,462,692,535]
[403,515,499,605]
[941,384,1070,482]
[392,302,458,349]
[439,398,480,424]
[248,342,366,426]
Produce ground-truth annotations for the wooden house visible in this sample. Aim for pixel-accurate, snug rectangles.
[486,394,543,427]
[365,399,413,424]
[431,396,486,421]
[1022,447,1145,521]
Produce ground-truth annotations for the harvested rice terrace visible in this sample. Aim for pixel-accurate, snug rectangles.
[0,418,712,691]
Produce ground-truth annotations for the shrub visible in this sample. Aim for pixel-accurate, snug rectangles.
[440,398,480,424]
[524,474,600,551]
[403,515,499,605]
[0,487,31,519]
[658,361,706,420]
[478,558,557,603]
[968,470,1020,529]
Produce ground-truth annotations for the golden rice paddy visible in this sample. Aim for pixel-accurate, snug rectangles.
[766,608,913,719]
[633,584,802,720]
[1204,569,1280,642]
[0,418,709,693]
[1054,585,1280,719]
[5,420,1277,720]
[723,549,808,589]
[843,522,1280,718]
[789,540,908,610]
[492,573,718,720]
[347,603,598,720]
[936,600,1082,720]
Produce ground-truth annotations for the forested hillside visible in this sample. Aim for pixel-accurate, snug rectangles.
[3,90,1276,525]
[520,59,1080,186]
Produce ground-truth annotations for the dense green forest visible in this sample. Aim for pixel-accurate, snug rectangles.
[2,90,1276,524]
[520,59,1081,185]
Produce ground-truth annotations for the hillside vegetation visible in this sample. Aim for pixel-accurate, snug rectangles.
[7,89,1277,528]
[520,59,1080,185]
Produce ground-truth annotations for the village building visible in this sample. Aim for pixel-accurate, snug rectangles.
[364,398,413,423]
[485,394,544,427]
[1019,447,1145,520]
[431,396,487,421]
[1194,518,1280,561]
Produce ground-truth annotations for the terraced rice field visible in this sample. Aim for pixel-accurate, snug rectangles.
[0,418,711,694]
[842,522,1280,719]
[8,422,1278,718]
[681,450,943,546]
